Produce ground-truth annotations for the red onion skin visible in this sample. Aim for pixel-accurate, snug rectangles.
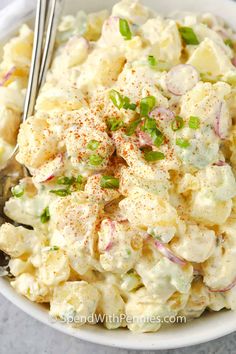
[208,277,236,293]
[214,102,226,140]
[232,58,236,67]
[166,64,199,96]
[154,239,187,267]
[104,219,116,252]
[0,66,16,87]
[137,130,153,147]
[150,107,175,122]
[213,160,226,167]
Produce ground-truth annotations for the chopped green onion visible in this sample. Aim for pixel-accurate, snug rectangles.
[50,189,71,197]
[153,130,164,147]
[144,150,165,162]
[171,116,184,131]
[50,246,59,251]
[119,18,132,40]
[40,206,50,224]
[100,175,119,189]
[189,116,200,130]
[109,89,123,109]
[89,154,104,166]
[109,90,136,111]
[142,117,164,147]
[148,55,157,67]
[107,117,124,131]
[87,139,100,151]
[76,175,83,184]
[179,27,199,45]
[140,96,156,117]
[143,116,156,131]
[57,176,75,185]
[123,96,137,110]
[11,185,24,198]
[176,138,190,148]
[125,118,141,136]
[224,38,233,48]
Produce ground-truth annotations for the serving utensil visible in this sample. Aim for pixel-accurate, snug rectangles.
[0,0,63,271]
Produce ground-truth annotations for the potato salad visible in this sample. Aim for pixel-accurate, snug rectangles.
[1,0,236,333]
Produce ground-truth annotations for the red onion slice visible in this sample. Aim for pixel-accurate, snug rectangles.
[208,277,236,293]
[0,66,16,87]
[214,102,226,140]
[150,107,175,122]
[137,130,153,147]
[154,240,187,266]
[213,160,226,167]
[166,64,199,96]
[104,219,116,252]
[232,57,236,67]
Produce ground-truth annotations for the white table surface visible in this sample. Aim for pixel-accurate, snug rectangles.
[0,0,236,352]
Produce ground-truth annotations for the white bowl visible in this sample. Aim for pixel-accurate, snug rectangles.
[1,0,236,349]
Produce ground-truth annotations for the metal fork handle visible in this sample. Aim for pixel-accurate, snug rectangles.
[22,0,47,123]
[38,0,64,88]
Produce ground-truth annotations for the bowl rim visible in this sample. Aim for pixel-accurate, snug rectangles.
[1,0,236,349]
[1,279,236,350]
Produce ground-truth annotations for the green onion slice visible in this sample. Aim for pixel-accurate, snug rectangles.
[140,96,156,117]
[144,150,165,162]
[107,117,124,131]
[189,116,200,130]
[89,154,104,166]
[119,18,132,40]
[171,116,184,131]
[87,139,100,151]
[148,55,157,67]
[176,138,190,148]
[100,175,119,189]
[109,89,123,109]
[179,27,199,45]
[57,176,75,185]
[50,189,71,197]
[125,118,141,136]
[40,206,50,223]
[11,185,24,198]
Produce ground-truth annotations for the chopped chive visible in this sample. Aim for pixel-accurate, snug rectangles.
[140,96,156,117]
[50,189,71,197]
[87,139,100,151]
[11,185,24,198]
[107,117,124,131]
[89,154,104,166]
[119,18,132,40]
[142,117,164,147]
[123,96,137,110]
[179,27,199,45]
[224,38,233,48]
[153,130,164,147]
[100,175,119,189]
[148,55,157,67]
[176,138,190,148]
[109,89,123,109]
[109,90,136,111]
[57,176,75,185]
[171,116,184,131]
[125,118,141,136]
[189,116,200,130]
[144,150,165,162]
[76,175,83,184]
[40,206,50,224]
[50,246,59,251]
